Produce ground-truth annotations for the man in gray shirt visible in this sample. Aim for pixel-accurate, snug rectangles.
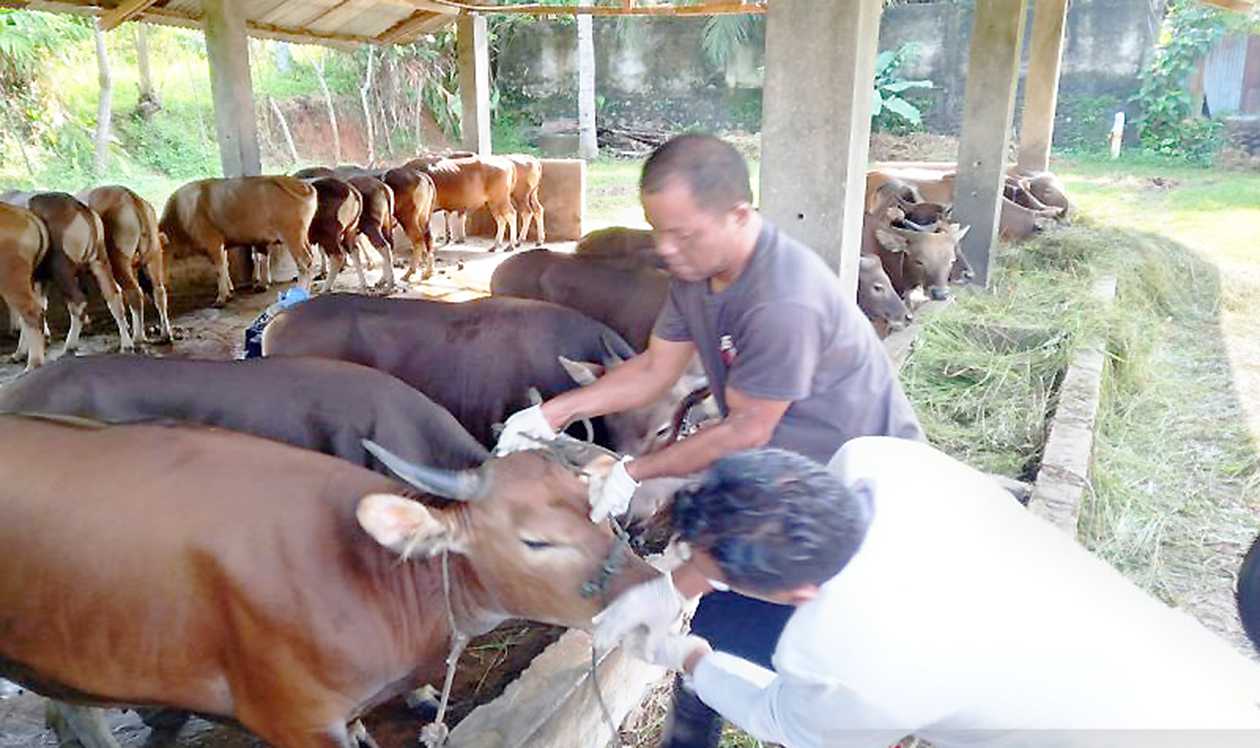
[496,133,923,747]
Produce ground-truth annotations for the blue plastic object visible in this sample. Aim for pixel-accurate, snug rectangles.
[242,287,310,359]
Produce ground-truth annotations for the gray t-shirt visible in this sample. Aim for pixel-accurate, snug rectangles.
[652,220,924,463]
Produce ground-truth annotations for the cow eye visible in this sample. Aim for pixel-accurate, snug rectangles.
[521,538,554,550]
[872,283,885,293]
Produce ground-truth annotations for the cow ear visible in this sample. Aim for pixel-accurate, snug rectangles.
[357,493,466,558]
[559,356,603,386]
[952,224,972,242]
[859,254,880,270]
[874,228,908,253]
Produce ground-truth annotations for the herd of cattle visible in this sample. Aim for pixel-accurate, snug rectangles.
[0,153,1074,747]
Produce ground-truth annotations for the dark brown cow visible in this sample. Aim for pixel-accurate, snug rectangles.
[261,294,700,456]
[506,154,546,246]
[1,191,133,355]
[415,155,517,252]
[159,176,317,306]
[292,166,337,179]
[490,248,669,352]
[872,222,971,302]
[0,355,488,473]
[347,175,397,291]
[0,414,656,748]
[0,202,50,370]
[381,166,437,282]
[79,185,173,343]
[305,177,364,293]
[572,226,662,270]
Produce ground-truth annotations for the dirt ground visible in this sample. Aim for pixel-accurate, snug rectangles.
[0,237,572,747]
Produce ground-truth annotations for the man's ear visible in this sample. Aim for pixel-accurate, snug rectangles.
[357,493,466,559]
[730,201,757,228]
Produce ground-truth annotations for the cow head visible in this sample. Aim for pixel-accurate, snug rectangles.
[558,335,708,457]
[897,201,951,231]
[999,198,1062,242]
[874,223,970,302]
[356,441,660,630]
[857,254,912,331]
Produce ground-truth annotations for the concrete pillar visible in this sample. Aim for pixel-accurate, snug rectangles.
[203,0,261,177]
[1016,0,1070,173]
[458,14,492,155]
[759,0,883,294]
[953,0,1029,288]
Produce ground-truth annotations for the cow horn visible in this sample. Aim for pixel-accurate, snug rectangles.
[600,331,627,365]
[362,439,486,502]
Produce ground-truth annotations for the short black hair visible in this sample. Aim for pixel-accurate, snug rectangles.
[671,449,873,594]
[639,133,754,214]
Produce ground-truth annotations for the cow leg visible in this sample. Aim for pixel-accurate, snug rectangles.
[423,225,435,280]
[45,701,122,748]
[320,249,345,294]
[348,720,381,748]
[87,256,135,353]
[531,195,546,245]
[517,201,534,249]
[401,234,424,283]
[135,707,191,733]
[8,298,44,369]
[458,211,470,244]
[60,299,87,357]
[346,239,369,293]
[288,236,315,293]
[141,255,174,344]
[366,229,396,292]
[111,254,146,345]
[203,240,233,307]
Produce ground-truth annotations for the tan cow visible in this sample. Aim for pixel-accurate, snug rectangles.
[80,185,173,344]
[506,154,546,246]
[159,177,317,307]
[2,191,133,355]
[381,166,437,282]
[418,155,518,252]
[0,203,50,370]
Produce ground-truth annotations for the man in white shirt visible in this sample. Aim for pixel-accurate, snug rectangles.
[595,440,1260,748]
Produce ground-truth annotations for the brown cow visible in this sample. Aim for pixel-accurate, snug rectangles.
[1,191,133,355]
[873,222,971,302]
[858,254,912,338]
[0,203,50,370]
[348,175,397,291]
[417,155,518,252]
[1026,172,1073,218]
[298,177,364,294]
[1000,197,1062,241]
[381,166,437,282]
[572,226,662,270]
[0,415,657,748]
[506,154,546,246]
[159,176,317,307]
[79,185,174,344]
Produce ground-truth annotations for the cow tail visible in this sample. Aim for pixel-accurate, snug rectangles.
[275,177,317,203]
[1237,532,1260,654]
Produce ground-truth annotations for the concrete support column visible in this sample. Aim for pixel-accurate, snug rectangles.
[758,0,883,294]
[203,0,261,177]
[1017,0,1070,173]
[458,13,492,155]
[953,0,1029,288]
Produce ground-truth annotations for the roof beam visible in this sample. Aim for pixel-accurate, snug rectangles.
[377,9,446,43]
[422,0,765,15]
[1198,0,1255,12]
[98,0,160,30]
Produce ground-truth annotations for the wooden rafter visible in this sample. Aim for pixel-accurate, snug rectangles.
[376,8,447,43]
[98,0,160,30]
[422,0,765,15]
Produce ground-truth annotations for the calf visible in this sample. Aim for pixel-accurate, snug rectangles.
[79,185,173,343]
[0,355,487,472]
[0,414,656,748]
[506,154,546,245]
[261,294,697,455]
[159,176,317,306]
[1,191,132,355]
[348,175,397,291]
[0,203,50,370]
[417,155,518,252]
[873,222,971,302]
[858,254,912,337]
[381,166,437,282]
[490,248,669,351]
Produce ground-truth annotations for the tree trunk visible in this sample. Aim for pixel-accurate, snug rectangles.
[577,14,599,160]
[313,57,342,164]
[135,24,160,113]
[269,97,300,165]
[359,46,376,165]
[93,21,113,175]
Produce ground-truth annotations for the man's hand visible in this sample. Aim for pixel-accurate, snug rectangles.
[493,405,555,455]
[592,572,686,652]
[588,456,639,522]
[625,629,712,674]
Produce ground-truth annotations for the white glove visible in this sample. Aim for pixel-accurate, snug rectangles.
[625,629,711,672]
[588,456,639,523]
[592,572,686,652]
[494,405,556,455]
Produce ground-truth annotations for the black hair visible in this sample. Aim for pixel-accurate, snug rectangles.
[671,449,873,594]
[639,133,754,214]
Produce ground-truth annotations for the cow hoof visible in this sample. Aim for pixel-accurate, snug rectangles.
[136,707,191,733]
[212,299,229,309]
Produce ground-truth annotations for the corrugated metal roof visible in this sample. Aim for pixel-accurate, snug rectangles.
[18,0,455,48]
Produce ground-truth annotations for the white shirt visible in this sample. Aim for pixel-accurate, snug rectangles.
[691,437,1260,748]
